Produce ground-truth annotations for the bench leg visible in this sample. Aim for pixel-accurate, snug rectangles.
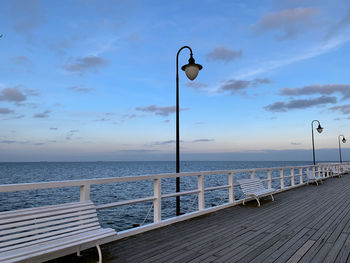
[77,245,81,257]
[255,197,261,207]
[96,244,102,263]
[270,194,274,202]
[243,198,246,205]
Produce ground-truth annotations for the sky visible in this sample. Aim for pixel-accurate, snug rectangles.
[1,0,350,162]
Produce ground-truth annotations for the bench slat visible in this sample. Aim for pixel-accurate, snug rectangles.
[0,201,93,219]
[0,221,100,248]
[0,209,96,231]
[0,212,97,237]
[0,203,95,225]
[0,228,116,262]
[0,226,101,253]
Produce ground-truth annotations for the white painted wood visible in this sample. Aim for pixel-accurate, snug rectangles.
[299,168,303,184]
[280,169,284,189]
[153,178,162,223]
[228,173,234,203]
[291,168,295,187]
[80,184,90,201]
[161,189,200,199]
[204,185,230,191]
[198,174,204,211]
[0,201,117,263]
[267,169,272,189]
[238,178,276,207]
[96,196,156,210]
[250,171,255,179]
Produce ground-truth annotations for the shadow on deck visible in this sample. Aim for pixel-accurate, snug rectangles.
[48,173,350,263]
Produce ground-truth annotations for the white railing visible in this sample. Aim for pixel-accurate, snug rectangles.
[0,162,348,240]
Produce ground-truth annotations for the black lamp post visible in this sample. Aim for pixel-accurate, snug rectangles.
[338,135,346,163]
[176,46,202,216]
[311,120,323,166]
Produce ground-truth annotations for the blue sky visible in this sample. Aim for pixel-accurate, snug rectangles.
[1,0,350,162]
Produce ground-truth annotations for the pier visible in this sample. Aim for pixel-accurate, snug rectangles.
[0,163,349,263]
[49,168,350,262]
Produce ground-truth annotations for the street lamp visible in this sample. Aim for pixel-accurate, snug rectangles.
[311,120,323,166]
[338,135,346,163]
[176,46,202,216]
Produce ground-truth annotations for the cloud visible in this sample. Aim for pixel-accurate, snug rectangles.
[291,142,301,145]
[12,56,31,65]
[265,96,337,112]
[0,87,26,102]
[280,84,350,100]
[33,110,51,118]
[231,37,350,79]
[218,78,271,95]
[123,114,138,119]
[186,82,209,90]
[0,140,29,145]
[135,105,188,117]
[63,56,109,74]
[10,0,44,34]
[253,7,319,40]
[192,139,215,143]
[50,127,58,130]
[329,104,350,114]
[206,46,242,62]
[0,108,14,114]
[68,86,94,93]
[326,9,350,39]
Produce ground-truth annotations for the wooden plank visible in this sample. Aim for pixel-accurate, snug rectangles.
[286,240,315,263]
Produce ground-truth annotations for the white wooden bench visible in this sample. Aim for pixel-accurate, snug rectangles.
[237,178,276,207]
[330,167,343,178]
[305,170,324,185]
[0,200,117,263]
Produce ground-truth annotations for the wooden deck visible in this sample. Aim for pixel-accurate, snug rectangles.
[48,173,350,263]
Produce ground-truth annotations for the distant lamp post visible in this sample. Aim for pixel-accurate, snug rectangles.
[338,135,346,163]
[176,46,202,216]
[311,120,323,166]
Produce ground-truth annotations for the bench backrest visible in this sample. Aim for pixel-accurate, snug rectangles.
[238,178,266,194]
[305,170,316,179]
[0,201,100,253]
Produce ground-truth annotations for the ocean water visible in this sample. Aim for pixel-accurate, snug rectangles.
[0,161,313,231]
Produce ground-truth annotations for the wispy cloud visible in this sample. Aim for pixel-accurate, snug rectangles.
[265,96,337,112]
[206,46,242,62]
[192,139,215,143]
[33,110,51,118]
[231,36,350,79]
[68,86,94,93]
[0,108,14,114]
[329,104,350,115]
[63,56,109,75]
[218,78,271,95]
[10,0,44,35]
[281,84,350,100]
[0,87,26,102]
[253,7,319,40]
[136,105,188,117]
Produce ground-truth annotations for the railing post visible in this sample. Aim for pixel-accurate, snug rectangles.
[153,178,162,223]
[267,169,272,189]
[80,184,91,201]
[280,169,284,189]
[317,165,321,178]
[250,171,255,179]
[299,168,303,184]
[228,172,234,203]
[198,174,205,210]
[290,168,295,187]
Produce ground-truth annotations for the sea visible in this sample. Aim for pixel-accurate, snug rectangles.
[0,161,314,231]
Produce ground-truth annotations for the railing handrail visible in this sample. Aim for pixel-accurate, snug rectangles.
[0,163,341,193]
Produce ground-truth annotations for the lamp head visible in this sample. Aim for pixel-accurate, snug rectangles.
[181,55,202,81]
[316,124,323,134]
[342,137,347,143]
